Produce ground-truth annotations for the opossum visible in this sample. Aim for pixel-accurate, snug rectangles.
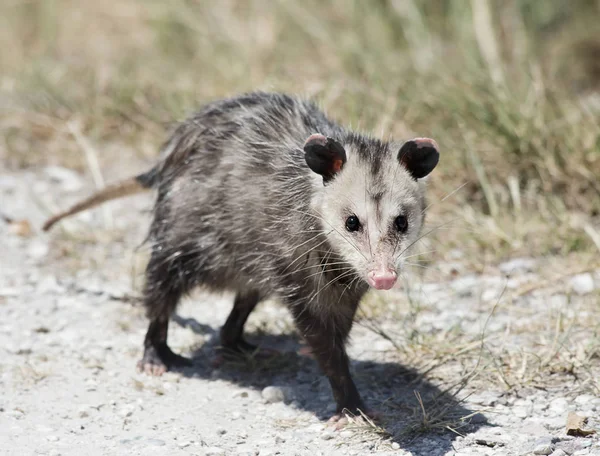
[43,92,439,420]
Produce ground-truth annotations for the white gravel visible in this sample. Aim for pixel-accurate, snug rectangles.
[1,168,599,456]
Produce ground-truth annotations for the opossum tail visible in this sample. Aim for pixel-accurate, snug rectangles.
[42,167,158,232]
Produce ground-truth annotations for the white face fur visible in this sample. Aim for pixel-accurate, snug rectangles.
[305,135,438,290]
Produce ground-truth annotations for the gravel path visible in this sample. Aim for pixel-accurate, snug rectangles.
[1,168,599,456]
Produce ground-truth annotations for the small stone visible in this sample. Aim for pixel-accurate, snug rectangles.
[146,439,166,446]
[321,431,335,440]
[217,427,227,436]
[549,450,568,456]
[468,391,504,406]
[544,417,565,430]
[45,166,84,191]
[531,437,555,455]
[499,257,536,274]
[533,443,555,455]
[27,240,49,260]
[569,273,595,295]
[513,406,529,419]
[178,441,192,448]
[575,395,596,406]
[549,397,569,414]
[205,447,226,456]
[521,420,548,436]
[339,430,353,439]
[261,386,285,404]
[274,435,285,445]
[573,450,590,456]
[46,435,60,442]
[391,442,401,450]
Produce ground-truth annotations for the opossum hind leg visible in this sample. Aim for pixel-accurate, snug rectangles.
[137,250,193,376]
[138,318,192,376]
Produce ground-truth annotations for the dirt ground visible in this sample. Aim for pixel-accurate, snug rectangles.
[1,165,599,456]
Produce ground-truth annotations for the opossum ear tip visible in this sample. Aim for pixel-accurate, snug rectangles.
[398,137,439,179]
[304,134,347,183]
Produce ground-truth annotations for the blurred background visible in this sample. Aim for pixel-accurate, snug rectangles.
[1,0,599,265]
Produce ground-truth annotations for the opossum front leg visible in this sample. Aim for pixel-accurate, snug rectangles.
[290,299,369,422]
[137,249,193,376]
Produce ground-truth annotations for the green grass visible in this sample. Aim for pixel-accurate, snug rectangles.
[1,0,599,261]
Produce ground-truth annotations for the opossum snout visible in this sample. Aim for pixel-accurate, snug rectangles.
[367,267,397,290]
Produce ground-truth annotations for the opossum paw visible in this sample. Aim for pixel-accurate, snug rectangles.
[328,408,381,430]
[137,344,192,376]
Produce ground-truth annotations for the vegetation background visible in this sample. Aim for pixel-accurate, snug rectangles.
[2,0,599,263]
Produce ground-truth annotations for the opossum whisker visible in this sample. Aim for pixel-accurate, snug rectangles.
[307,269,358,305]
[337,274,362,307]
[303,266,355,281]
[398,219,458,258]
[278,261,353,280]
[281,229,334,255]
[401,249,437,261]
[421,181,469,215]
[282,237,333,273]
[403,261,435,271]
[288,208,368,262]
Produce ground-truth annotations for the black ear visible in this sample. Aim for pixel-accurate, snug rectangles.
[397,138,439,179]
[303,134,347,183]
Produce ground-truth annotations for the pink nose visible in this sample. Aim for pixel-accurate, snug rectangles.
[367,270,398,290]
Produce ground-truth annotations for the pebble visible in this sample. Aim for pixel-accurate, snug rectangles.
[499,257,536,274]
[468,391,505,406]
[205,447,226,456]
[44,166,83,191]
[513,406,529,419]
[575,395,597,408]
[339,430,353,439]
[544,417,565,430]
[549,397,569,414]
[391,442,400,450]
[569,273,595,295]
[146,439,166,447]
[533,443,555,455]
[274,435,285,445]
[261,386,285,404]
[321,431,335,440]
[550,450,568,456]
[27,240,49,260]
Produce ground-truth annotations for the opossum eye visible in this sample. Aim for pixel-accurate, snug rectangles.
[394,215,408,233]
[345,215,361,232]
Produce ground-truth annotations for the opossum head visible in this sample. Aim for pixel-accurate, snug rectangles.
[304,134,439,290]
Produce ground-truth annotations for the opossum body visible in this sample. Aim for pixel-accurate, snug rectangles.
[44,92,440,419]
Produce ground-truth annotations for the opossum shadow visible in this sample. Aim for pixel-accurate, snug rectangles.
[171,314,489,454]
